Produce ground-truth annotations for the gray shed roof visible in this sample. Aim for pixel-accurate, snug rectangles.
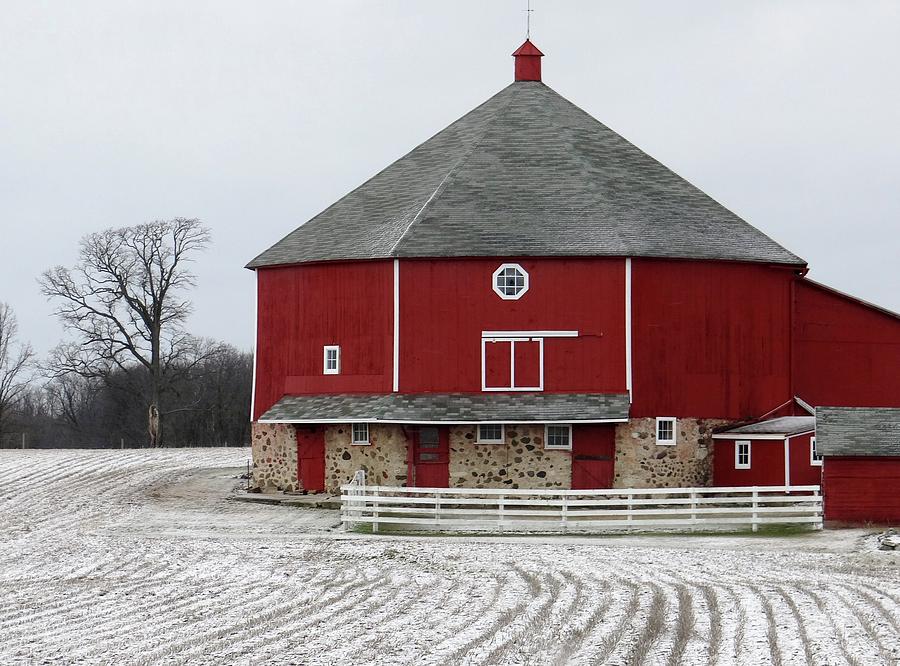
[258,392,630,424]
[815,407,900,457]
[718,416,816,437]
[247,81,804,268]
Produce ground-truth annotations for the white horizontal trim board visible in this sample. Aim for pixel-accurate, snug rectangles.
[341,480,823,534]
[713,431,815,440]
[260,418,629,425]
[481,330,578,338]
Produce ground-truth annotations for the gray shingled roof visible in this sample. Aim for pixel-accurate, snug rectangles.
[720,416,816,437]
[248,81,804,269]
[815,407,900,457]
[258,393,630,424]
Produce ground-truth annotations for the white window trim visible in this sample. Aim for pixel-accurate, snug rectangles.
[735,440,751,469]
[544,424,572,451]
[656,417,676,446]
[323,345,340,375]
[481,337,544,392]
[492,263,530,300]
[810,436,823,466]
[476,424,505,444]
[351,422,370,445]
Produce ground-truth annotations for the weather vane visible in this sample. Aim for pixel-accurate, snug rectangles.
[525,0,534,39]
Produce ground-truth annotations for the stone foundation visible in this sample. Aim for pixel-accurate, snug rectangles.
[325,424,409,494]
[250,422,299,492]
[613,418,726,488]
[449,425,571,489]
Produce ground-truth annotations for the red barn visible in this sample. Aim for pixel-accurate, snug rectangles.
[246,40,900,503]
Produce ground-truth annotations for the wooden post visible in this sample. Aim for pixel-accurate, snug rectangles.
[690,491,697,530]
[627,493,634,527]
[372,488,379,533]
[561,494,568,533]
[435,492,441,527]
[21,433,26,449]
[751,489,759,532]
[498,495,505,533]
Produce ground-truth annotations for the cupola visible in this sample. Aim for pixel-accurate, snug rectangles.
[512,39,544,82]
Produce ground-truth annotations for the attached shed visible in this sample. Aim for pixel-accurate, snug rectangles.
[712,416,820,487]
[816,407,900,523]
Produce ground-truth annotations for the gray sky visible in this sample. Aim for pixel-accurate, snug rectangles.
[2,1,898,357]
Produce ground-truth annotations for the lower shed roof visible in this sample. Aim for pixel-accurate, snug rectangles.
[713,416,816,439]
[815,407,900,457]
[258,393,630,425]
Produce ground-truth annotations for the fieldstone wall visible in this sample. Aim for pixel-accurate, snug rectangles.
[614,418,727,488]
[325,424,409,494]
[250,422,299,492]
[449,425,571,489]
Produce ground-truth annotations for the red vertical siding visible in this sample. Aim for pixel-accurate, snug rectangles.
[398,257,627,394]
[253,261,393,420]
[713,439,787,487]
[631,260,794,419]
[571,424,615,489]
[786,433,822,486]
[823,457,900,522]
[793,280,900,407]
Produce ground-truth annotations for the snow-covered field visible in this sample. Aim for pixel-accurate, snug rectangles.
[0,449,897,665]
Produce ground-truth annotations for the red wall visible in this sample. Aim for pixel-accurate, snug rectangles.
[631,260,794,419]
[823,457,900,522]
[398,257,627,393]
[787,433,822,486]
[253,261,393,420]
[793,280,900,408]
[713,439,787,486]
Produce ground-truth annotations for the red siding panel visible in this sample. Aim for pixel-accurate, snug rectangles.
[713,439,787,487]
[823,457,900,523]
[793,280,900,407]
[253,262,393,420]
[399,258,626,394]
[786,433,822,487]
[631,260,793,419]
[571,425,615,489]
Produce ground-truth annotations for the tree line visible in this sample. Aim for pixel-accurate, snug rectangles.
[0,219,251,448]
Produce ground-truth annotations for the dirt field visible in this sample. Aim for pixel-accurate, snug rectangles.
[0,448,897,665]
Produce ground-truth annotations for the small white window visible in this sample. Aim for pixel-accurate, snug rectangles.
[477,424,504,444]
[492,263,529,300]
[351,423,369,445]
[545,424,572,450]
[810,436,822,466]
[323,345,340,374]
[735,440,751,469]
[656,417,676,446]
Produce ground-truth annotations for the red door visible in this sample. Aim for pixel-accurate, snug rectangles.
[296,426,325,492]
[571,425,615,489]
[409,426,449,488]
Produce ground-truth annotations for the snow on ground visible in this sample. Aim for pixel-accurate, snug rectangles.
[0,449,897,665]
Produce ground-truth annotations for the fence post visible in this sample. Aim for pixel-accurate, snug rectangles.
[498,495,505,533]
[690,491,697,530]
[435,491,441,527]
[751,489,759,532]
[22,433,26,449]
[561,494,568,532]
[372,487,379,533]
[627,492,634,527]
[814,487,824,530]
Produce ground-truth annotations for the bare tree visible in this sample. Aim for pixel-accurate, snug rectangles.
[40,218,216,447]
[0,303,35,443]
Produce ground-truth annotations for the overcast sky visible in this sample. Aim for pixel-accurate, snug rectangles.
[2,1,898,357]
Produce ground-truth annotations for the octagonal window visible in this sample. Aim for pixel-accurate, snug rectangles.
[492,263,529,300]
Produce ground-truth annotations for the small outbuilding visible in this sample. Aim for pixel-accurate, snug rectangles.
[712,416,820,488]
[816,407,900,523]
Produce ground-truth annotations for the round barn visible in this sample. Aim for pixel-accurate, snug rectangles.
[246,40,900,515]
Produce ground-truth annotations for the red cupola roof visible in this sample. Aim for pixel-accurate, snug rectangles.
[512,39,544,81]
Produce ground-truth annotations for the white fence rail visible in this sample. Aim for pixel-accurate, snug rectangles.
[340,477,822,533]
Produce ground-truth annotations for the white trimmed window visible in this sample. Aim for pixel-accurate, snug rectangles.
[545,424,572,450]
[476,424,504,444]
[656,417,676,446]
[492,263,529,300]
[323,345,340,374]
[735,440,751,469]
[351,423,370,445]
[810,436,822,466]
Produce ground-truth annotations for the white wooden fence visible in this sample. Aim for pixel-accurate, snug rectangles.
[340,474,822,533]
